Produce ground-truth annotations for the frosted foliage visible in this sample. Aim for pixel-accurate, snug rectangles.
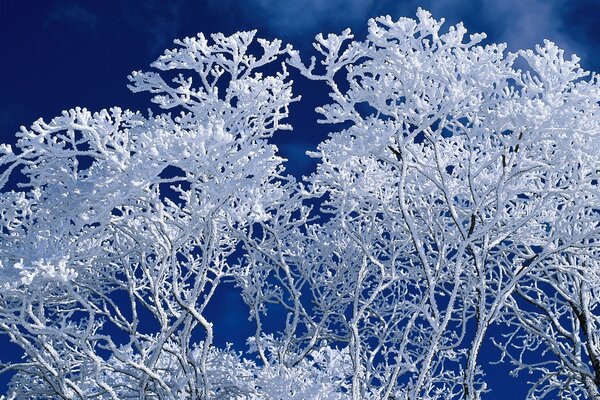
[0,10,599,400]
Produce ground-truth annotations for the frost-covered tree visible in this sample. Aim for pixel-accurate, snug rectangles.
[1,9,600,400]
[0,30,300,399]
[287,9,600,399]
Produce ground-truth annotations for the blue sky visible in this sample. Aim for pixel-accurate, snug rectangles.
[1,0,600,396]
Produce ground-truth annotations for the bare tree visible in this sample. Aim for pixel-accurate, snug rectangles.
[1,10,599,400]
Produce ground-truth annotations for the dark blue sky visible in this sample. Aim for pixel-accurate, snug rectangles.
[1,0,600,397]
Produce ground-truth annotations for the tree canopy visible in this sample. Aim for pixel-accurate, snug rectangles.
[1,9,599,400]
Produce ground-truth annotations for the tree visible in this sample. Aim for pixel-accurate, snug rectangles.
[1,9,599,400]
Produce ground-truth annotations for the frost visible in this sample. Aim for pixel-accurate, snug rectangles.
[1,10,600,400]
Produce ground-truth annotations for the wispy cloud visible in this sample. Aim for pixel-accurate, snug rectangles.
[237,0,377,36]
[40,0,587,65]
[118,0,187,55]
[232,0,417,41]
[428,0,579,54]
[238,0,581,57]
[45,2,99,31]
